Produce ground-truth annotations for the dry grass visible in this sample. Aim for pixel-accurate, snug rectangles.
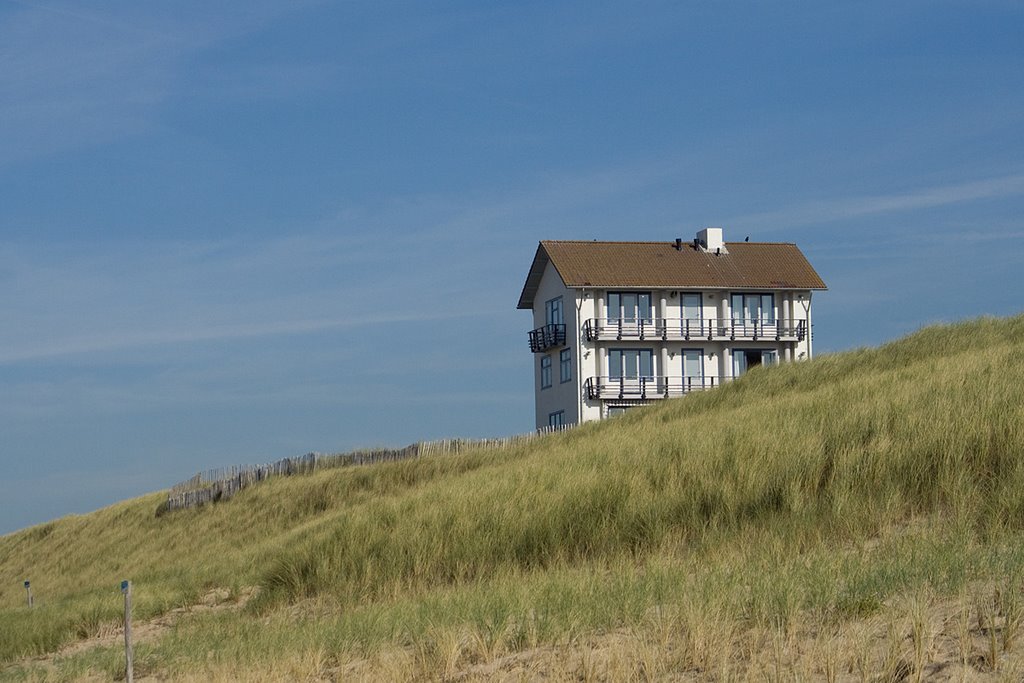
[3,314,1024,680]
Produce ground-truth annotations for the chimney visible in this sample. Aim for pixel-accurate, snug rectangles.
[674,237,683,250]
[696,227,727,254]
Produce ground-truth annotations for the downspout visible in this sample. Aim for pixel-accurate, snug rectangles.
[575,288,585,424]
[801,293,812,359]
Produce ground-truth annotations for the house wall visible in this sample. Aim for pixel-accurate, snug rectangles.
[531,265,579,429]
[529,274,817,429]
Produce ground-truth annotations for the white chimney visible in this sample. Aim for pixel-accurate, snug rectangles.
[696,227,726,253]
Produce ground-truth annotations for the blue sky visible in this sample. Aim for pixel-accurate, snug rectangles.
[2,1,1023,534]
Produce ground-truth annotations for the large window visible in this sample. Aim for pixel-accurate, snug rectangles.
[607,292,652,323]
[548,410,565,428]
[608,348,654,379]
[559,348,572,383]
[540,355,552,389]
[730,293,775,324]
[545,297,563,326]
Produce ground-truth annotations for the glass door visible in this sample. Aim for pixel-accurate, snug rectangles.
[731,293,776,337]
[732,349,778,377]
[608,292,652,338]
[609,349,654,396]
[682,349,703,391]
[732,349,747,377]
[680,293,702,338]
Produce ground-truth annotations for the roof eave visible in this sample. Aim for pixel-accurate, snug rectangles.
[516,243,550,310]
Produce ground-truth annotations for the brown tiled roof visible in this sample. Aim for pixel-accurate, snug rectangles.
[518,240,826,309]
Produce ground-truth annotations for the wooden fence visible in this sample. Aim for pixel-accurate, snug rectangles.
[163,425,572,513]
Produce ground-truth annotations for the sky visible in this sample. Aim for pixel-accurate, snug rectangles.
[2,0,1023,535]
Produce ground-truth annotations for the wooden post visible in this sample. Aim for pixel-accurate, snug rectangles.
[24,580,32,608]
[121,580,133,683]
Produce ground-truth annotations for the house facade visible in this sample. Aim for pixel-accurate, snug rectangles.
[517,229,827,429]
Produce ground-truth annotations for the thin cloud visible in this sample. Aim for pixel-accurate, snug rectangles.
[730,173,1024,231]
[0,309,491,364]
[0,231,506,364]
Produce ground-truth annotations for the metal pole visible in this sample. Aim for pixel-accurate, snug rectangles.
[24,580,32,608]
[121,580,133,683]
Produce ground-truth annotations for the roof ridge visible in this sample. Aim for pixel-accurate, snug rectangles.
[540,239,798,246]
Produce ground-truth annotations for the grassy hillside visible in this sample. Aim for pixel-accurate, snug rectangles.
[3,314,1024,681]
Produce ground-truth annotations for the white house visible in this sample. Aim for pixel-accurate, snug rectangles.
[517,229,827,429]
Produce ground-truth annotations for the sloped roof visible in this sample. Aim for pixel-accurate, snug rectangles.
[517,240,826,309]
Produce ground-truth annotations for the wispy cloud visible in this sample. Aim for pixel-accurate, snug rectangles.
[0,310,489,364]
[729,173,1024,231]
[0,232,504,364]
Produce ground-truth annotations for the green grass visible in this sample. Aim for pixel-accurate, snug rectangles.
[3,314,1024,680]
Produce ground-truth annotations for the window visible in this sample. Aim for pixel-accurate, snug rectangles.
[607,291,652,323]
[545,297,563,326]
[608,349,654,379]
[730,293,776,325]
[559,348,572,383]
[548,410,565,428]
[540,355,552,389]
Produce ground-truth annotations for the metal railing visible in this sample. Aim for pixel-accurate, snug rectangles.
[584,375,730,401]
[582,317,806,342]
[528,323,567,352]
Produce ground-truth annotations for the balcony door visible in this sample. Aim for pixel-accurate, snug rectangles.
[732,349,778,377]
[730,293,775,337]
[680,293,702,338]
[608,292,652,338]
[608,348,654,396]
[681,349,703,391]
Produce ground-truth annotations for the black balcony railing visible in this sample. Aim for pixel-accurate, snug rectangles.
[528,323,567,353]
[582,318,807,343]
[583,375,728,401]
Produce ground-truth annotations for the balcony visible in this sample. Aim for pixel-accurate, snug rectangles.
[528,323,567,353]
[582,318,806,343]
[584,375,730,401]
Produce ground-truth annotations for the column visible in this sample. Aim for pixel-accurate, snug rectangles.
[660,347,670,395]
[659,292,667,337]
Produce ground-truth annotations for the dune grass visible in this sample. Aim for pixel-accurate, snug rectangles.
[2,314,1024,680]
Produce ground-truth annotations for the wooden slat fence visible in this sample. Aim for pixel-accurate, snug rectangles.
[163,424,572,513]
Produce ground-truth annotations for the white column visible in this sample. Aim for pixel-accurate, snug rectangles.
[660,347,670,391]
[782,295,791,333]
[722,345,731,380]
